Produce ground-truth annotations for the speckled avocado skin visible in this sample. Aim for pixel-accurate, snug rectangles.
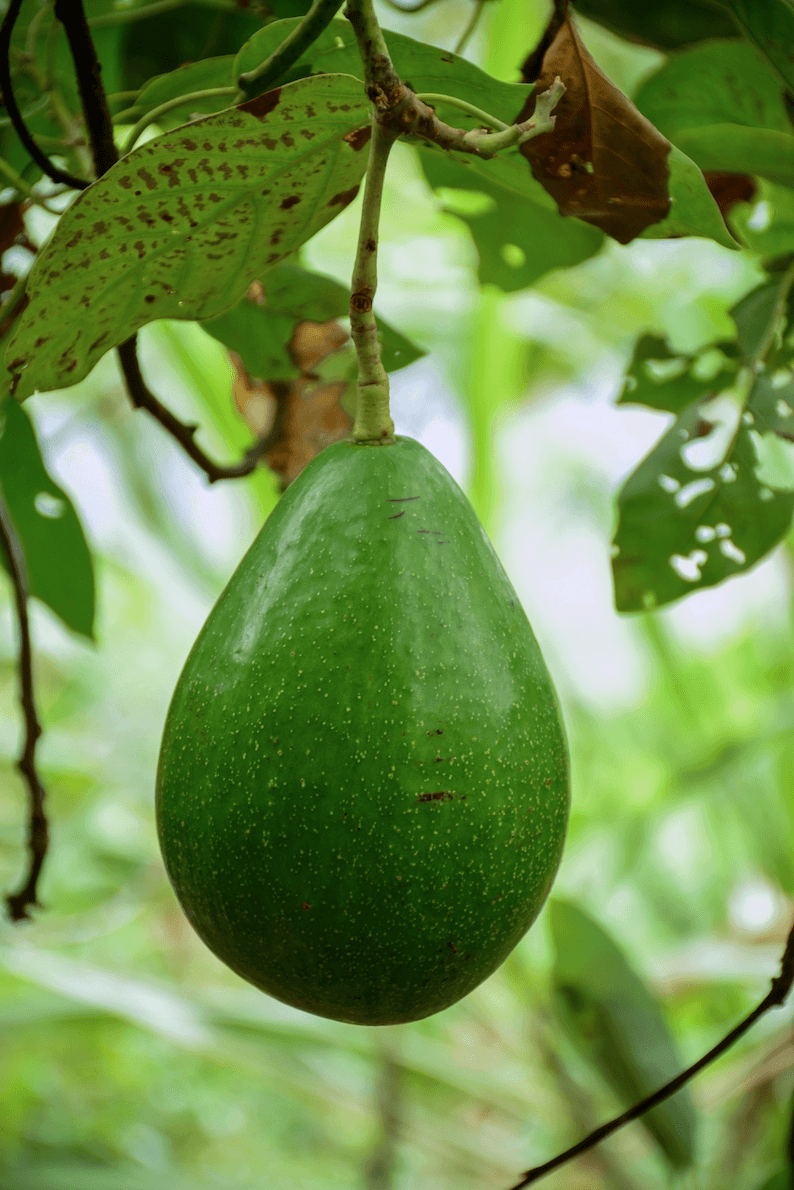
[156,436,569,1025]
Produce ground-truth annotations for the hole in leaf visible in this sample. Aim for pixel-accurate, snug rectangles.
[674,478,715,508]
[670,550,708,582]
[719,538,746,564]
[34,491,65,518]
[500,244,526,269]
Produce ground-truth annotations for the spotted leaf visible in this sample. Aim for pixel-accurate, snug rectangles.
[6,74,370,400]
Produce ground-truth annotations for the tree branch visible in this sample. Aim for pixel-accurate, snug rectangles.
[0,0,87,190]
[117,338,275,482]
[508,919,794,1187]
[0,489,48,923]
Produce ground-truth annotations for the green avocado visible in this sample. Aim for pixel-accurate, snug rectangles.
[156,436,569,1024]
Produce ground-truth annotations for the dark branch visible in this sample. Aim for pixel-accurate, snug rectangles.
[0,0,87,190]
[54,0,117,177]
[509,920,794,1187]
[117,338,277,483]
[0,490,48,922]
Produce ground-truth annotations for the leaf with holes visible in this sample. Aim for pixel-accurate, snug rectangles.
[551,901,696,1169]
[612,399,794,612]
[0,402,95,638]
[201,262,424,381]
[618,333,740,414]
[5,75,371,401]
[419,147,603,291]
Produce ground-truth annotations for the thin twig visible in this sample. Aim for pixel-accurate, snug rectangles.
[0,0,87,189]
[453,0,486,56]
[117,338,275,482]
[0,488,48,922]
[508,919,794,1187]
[238,0,342,92]
[122,86,236,155]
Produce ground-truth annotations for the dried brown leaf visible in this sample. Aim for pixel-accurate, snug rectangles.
[519,7,672,243]
[232,318,353,489]
[702,172,757,219]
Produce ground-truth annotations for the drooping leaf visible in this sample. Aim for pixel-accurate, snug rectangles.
[419,147,603,291]
[235,19,533,124]
[613,269,794,611]
[201,262,424,381]
[133,56,236,119]
[639,147,739,249]
[570,0,738,50]
[724,0,794,91]
[5,75,372,401]
[618,334,739,414]
[0,402,95,638]
[518,7,672,244]
[550,900,697,1170]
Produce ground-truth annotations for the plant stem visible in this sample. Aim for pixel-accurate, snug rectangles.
[237,0,342,91]
[54,0,117,177]
[0,485,48,923]
[415,92,508,131]
[350,118,398,443]
[122,87,236,154]
[88,0,234,28]
[453,0,486,56]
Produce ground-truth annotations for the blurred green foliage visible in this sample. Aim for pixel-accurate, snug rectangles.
[1,0,794,1187]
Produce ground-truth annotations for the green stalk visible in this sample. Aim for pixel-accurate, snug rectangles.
[414,92,508,131]
[121,87,236,154]
[237,0,343,92]
[350,118,399,444]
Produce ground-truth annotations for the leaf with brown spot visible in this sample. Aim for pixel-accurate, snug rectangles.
[519,6,672,244]
[5,75,371,401]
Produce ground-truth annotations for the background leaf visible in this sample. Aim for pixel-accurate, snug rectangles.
[201,263,424,381]
[724,0,794,90]
[6,75,371,401]
[419,148,603,291]
[133,57,237,119]
[618,333,739,414]
[0,403,95,639]
[550,900,697,1169]
[570,0,738,50]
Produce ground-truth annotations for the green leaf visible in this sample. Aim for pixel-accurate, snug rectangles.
[618,333,739,414]
[749,1173,789,1190]
[672,125,794,188]
[639,146,739,249]
[5,75,371,401]
[612,400,794,612]
[134,56,236,117]
[730,179,794,259]
[234,19,532,124]
[419,148,603,291]
[635,38,793,138]
[550,900,697,1170]
[201,262,424,380]
[724,0,794,91]
[0,402,95,638]
[571,0,738,50]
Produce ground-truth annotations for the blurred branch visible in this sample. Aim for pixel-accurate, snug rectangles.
[0,490,49,923]
[508,919,794,1187]
[58,0,275,483]
[365,1038,403,1190]
[0,0,87,189]
[453,0,486,56]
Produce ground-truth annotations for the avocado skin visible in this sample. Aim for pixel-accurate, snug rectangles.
[156,436,569,1025]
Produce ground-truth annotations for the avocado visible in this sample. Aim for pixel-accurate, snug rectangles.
[156,436,569,1024]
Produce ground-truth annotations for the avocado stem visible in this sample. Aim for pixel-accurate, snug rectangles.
[348,109,398,443]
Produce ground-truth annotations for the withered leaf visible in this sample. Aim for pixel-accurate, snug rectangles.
[519,6,672,244]
[232,319,353,489]
[703,172,757,220]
